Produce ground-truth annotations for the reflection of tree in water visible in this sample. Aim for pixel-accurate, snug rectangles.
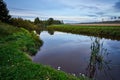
[87,37,113,80]
[48,30,54,35]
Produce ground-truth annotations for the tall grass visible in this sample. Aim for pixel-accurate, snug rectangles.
[0,22,19,37]
[87,37,112,80]
[47,24,120,40]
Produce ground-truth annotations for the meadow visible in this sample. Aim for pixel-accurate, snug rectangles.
[47,24,120,40]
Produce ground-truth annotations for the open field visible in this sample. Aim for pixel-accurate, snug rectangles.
[48,24,120,40]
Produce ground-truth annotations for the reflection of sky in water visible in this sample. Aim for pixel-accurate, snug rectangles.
[94,39,120,80]
[103,40,120,65]
[33,31,120,80]
[39,31,91,54]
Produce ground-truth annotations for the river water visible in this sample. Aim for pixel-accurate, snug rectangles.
[33,31,120,80]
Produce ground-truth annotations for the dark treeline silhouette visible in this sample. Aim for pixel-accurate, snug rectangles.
[0,0,11,23]
[80,17,120,24]
[110,16,120,21]
[34,17,63,27]
[9,17,63,32]
[83,20,120,24]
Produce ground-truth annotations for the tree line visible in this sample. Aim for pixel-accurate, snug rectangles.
[34,17,63,27]
[0,0,63,32]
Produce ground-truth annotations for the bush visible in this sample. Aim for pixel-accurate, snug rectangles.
[10,18,40,31]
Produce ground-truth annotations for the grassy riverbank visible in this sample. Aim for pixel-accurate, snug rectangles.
[0,22,88,80]
[47,24,120,40]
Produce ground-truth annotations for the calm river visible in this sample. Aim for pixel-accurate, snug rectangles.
[33,31,120,80]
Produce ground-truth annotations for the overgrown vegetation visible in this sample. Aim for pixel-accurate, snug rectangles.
[0,22,90,80]
[87,38,111,79]
[47,24,120,40]
[0,22,42,55]
[9,18,41,32]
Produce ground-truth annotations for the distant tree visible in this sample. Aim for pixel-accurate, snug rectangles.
[0,0,11,22]
[34,17,63,26]
[34,17,40,24]
[111,17,113,20]
[53,20,63,24]
[118,16,120,20]
[47,18,54,25]
[114,16,117,20]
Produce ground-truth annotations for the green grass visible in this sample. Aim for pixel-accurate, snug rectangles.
[0,22,89,80]
[0,22,19,37]
[47,24,120,40]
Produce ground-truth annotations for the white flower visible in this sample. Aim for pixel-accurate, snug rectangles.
[57,66,61,70]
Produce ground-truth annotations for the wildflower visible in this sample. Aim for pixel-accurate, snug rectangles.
[57,66,61,70]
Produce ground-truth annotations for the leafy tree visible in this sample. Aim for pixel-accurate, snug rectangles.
[47,18,54,25]
[0,0,11,22]
[114,16,117,19]
[34,17,40,24]
[34,17,63,27]
[53,20,63,24]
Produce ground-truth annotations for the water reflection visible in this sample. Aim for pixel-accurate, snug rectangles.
[48,30,54,35]
[87,37,112,79]
[33,31,120,80]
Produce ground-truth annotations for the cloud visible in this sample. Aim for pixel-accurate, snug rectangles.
[10,10,100,23]
[78,5,99,10]
[9,7,94,22]
[9,7,48,19]
[10,11,39,17]
[96,12,105,16]
[87,15,97,17]
[10,7,32,11]
[7,0,120,23]
[114,1,120,11]
[9,7,106,23]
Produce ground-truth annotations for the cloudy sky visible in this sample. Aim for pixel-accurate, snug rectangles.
[4,0,120,23]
